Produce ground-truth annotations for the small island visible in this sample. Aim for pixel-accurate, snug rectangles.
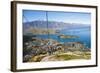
[58,34,79,39]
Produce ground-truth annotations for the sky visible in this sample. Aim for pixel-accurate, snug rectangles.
[23,10,91,24]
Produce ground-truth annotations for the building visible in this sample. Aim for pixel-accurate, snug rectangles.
[64,42,85,51]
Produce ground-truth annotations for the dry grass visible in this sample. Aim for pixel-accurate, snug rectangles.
[29,55,46,62]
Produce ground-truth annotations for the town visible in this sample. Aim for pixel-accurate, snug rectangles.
[23,36,91,62]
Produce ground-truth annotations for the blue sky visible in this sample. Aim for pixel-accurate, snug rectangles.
[23,10,91,24]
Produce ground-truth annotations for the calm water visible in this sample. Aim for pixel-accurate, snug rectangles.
[32,28,91,48]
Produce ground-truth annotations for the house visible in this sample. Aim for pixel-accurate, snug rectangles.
[64,42,85,51]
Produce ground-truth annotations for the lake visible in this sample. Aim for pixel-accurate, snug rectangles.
[33,27,91,48]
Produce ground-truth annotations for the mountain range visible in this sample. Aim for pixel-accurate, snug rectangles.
[23,20,90,35]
